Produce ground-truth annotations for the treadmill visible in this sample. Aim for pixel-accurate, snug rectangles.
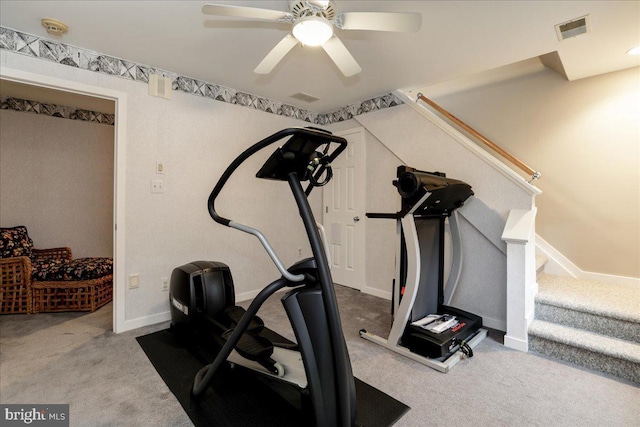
[360,165,487,372]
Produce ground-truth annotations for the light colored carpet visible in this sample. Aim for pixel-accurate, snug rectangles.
[531,274,640,383]
[537,275,640,322]
[1,285,639,426]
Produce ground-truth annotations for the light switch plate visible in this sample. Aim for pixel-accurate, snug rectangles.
[129,273,140,289]
[151,179,164,193]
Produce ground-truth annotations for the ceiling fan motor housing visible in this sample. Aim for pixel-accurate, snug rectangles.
[202,1,421,77]
[289,1,336,20]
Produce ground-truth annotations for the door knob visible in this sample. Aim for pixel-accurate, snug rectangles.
[353,216,360,222]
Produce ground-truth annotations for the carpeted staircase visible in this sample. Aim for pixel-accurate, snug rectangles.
[528,269,640,383]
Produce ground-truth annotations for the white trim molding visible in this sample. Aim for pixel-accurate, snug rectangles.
[502,208,538,352]
[362,286,392,301]
[0,66,128,333]
[536,234,640,287]
[394,89,542,197]
[119,311,171,333]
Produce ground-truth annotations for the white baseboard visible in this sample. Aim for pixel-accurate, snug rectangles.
[577,270,640,287]
[237,285,391,305]
[504,335,528,352]
[236,288,261,303]
[535,234,579,278]
[116,287,282,333]
[362,286,392,300]
[536,234,639,287]
[236,286,291,303]
[116,311,171,333]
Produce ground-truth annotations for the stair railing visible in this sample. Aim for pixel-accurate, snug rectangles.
[416,93,541,183]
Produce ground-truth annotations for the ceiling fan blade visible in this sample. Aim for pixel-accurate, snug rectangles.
[202,4,293,21]
[254,34,299,74]
[321,36,362,77]
[335,12,422,32]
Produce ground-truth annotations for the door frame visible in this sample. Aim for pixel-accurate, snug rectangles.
[0,66,127,333]
[322,127,367,290]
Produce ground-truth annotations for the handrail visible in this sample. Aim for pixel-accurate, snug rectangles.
[416,93,540,183]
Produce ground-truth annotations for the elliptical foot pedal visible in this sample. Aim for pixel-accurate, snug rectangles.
[221,329,284,377]
[224,306,265,333]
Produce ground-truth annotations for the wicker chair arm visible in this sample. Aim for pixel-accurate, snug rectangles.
[32,247,73,261]
[0,256,33,314]
[1,256,33,287]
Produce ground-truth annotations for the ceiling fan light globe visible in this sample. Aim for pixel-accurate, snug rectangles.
[627,45,640,56]
[292,16,333,46]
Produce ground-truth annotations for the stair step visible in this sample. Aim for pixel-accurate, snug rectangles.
[531,274,640,383]
[536,301,639,343]
[536,274,640,324]
[529,320,640,383]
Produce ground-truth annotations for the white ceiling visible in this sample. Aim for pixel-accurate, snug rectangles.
[1,1,639,112]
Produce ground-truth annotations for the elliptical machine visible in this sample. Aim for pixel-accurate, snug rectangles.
[169,127,355,427]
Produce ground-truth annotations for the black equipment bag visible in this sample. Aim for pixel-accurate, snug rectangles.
[401,305,482,359]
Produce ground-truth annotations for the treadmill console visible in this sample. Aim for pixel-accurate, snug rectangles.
[394,166,474,216]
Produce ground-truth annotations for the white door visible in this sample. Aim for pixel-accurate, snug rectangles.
[323,128,366,290]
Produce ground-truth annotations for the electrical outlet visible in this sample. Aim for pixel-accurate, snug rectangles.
[297,247,302,257]
[129,273,140,289]
[161,277,169,292]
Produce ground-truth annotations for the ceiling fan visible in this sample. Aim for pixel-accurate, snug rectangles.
[202,1,422,77]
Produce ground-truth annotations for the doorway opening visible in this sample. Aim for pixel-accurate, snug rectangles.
[0,67,127,332]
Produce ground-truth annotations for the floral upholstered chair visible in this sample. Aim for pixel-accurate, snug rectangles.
[0,226,113,314]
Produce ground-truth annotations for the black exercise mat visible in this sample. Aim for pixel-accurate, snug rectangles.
[137,329,409,427]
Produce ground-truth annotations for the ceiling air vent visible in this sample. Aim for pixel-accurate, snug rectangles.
[290,92,320,103]
[555,15,590,41]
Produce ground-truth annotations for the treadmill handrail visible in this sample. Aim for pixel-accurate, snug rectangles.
[366,212,403,219]
[366,192,432,221]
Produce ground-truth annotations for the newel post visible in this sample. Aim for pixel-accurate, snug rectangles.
[501,208,538,351]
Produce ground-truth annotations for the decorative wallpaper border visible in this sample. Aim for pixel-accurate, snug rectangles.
[1,95,116,125]
[316,93,403,125]
[0,26,402,125]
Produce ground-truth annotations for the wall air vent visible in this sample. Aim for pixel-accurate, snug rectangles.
[555,15,591,41]
[290,92,320,103]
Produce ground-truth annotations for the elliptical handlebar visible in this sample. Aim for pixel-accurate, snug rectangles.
[207,127,347,282]
[208,127,347,227]
[197,127,356,425]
